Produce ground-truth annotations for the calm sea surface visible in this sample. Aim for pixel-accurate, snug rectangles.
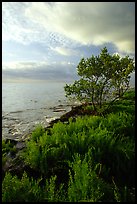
[2,81,74,140]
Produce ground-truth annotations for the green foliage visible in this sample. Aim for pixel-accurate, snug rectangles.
[122,88,135,100]
[2,139,17,166]
[21,140,40,170]
[3,90,134,202]
[2,140,17,155]
[31,125,45,142]
[67,154,90,202]
[2,172,44,202]
[2,169,134,202]
[106,89,135,114]
[46,175,57,201]
[67,154,115,202]
[45,175,66,202]
[99,111,134,138]
[21,108,134,186]
[64,47,135,110]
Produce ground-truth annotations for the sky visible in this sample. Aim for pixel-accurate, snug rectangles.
[2,2,135,84]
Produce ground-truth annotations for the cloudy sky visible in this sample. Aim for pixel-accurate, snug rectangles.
[2,2,135,83]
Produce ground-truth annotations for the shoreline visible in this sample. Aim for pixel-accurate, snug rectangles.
[2,100,81,142]
[2,103,86,159]
[3,87,135,142]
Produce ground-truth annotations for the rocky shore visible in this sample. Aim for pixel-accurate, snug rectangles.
[2,102,75,141]
[3,103,91,179]
[2,101,99,181]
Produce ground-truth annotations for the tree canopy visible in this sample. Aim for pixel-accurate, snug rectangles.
[64,47,135,111]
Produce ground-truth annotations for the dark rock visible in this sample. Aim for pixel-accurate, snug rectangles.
[3,158,13,172]
[15,142,26,150]
[8,159,28,179]
[57,104,64,107]
[48,118,60,127]
[53,108,66,112]
[5,138,18,146]
[45,104,96,129]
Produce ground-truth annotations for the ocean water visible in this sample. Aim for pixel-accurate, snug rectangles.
[2,81,74,140]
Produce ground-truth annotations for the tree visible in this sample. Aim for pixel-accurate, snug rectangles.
[64,47,135,111]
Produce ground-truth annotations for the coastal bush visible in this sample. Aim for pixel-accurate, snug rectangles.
[2,160,134,202]
[2,172,44,202]
[3,126,135,201]
[13,90,134,202]
[67,153,133,202]
[31,125,45,142]
[86,133,135,186]
[2,64,135,203]
[22,115,103,168]
[21,109,134,186]
[21,139,40,170]
[45,175,68,202]
[64,47,135,111]
[2,139,17,155]
[122,89,135,100]
[99,112,134,138]
[67,153,110,202]
[2,171,65,202]
[108,98,135,115]
[2,139,17,166]
[107,89,135,114]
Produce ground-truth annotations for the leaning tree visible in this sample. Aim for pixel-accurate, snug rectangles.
[64,47,135,111]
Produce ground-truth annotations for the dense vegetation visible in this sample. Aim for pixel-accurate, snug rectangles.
[2,89,135,202]
[64,47,135,111]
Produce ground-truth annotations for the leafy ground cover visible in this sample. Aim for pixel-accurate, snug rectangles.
[2,89,135,202]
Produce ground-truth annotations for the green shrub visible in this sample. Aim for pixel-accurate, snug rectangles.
[122,89,135,100]
[31,125,45,142]
[2,140,17,167]
[2,140,17,155]
[45,175,66,202]
[2,171,67,202]
[67,154,114,202]
[2,88,135,202]
[19,99,134,201]
[98,111,135,138]
[21,110,134,184]
[86,131,135,186]
[21,140,40,170]
[2,172,44,202]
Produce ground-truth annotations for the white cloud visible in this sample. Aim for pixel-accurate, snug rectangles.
[25,2,135,53]
[2,61,47,70]
[50,47,78,56]
[2,59,134,86]
[2,2,135,54]
[2,60,77,81]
